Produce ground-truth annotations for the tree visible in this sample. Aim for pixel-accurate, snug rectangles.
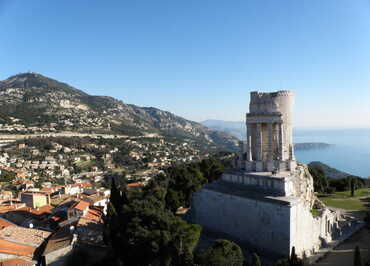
[308,166,328,193]
[354,246,362,266]
[105,193,201,265]
[273,259,290,266]
[302,252,310,266]
[195,239,244,266]
[251,253,261,266]
[289,247,300,266]
[350,178,356,197]
[364,212,370,228]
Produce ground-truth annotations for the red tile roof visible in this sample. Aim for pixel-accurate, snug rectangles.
[0,257,34,266]
[0,239,35,256]
[71,200,90,211]
[72,183,92,188]
[127,182,144,188]
[16,205,53,216]
[0,218,14,229]
[83,206,103,223]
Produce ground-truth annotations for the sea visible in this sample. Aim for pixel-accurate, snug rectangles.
[294,128,370,178]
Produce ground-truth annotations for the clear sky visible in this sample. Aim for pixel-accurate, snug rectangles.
[1,0,370,128]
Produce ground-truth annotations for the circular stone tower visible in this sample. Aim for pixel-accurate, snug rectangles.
[245,90,296,172]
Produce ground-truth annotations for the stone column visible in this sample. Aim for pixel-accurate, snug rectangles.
[290,131,296,160]
[279,123,285,161]
[267,123,275,172]
[256,123,263,161]
[268,123,273,161]
[246,123,252,161]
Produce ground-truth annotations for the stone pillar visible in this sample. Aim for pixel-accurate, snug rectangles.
[246,123,252,162]
[267,123,275,172]
[256,123,263,161]
[268,123,273,161]
[291,139,296,161]
[255,123,263,171]
[279,123,285,161]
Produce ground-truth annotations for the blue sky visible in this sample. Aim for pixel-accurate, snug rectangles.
[1,0,370,128]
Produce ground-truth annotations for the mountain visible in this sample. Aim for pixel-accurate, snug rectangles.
[0,73,238,151]
[308,161,358,179]
[202,120,246,140]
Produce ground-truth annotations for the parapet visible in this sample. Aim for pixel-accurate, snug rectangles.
[249,90,294,117]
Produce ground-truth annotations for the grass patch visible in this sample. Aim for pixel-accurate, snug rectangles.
[311,209,320,217]
[318,188,370,211]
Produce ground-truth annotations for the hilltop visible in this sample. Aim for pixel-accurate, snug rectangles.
[308,161,359,179]
[0,73,238,151]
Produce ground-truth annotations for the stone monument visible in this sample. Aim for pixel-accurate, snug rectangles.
[188,90,358,258]
[240,90,296,172]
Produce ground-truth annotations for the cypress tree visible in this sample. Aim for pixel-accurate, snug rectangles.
[351,178,355,197]
[290,247,299,266]
[109,178,125,214]
[354,246,362,266]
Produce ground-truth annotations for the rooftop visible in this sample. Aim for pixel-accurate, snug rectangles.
[70,200,90,211]
[0,239,35,257]
[0,257,35,266]
[0,226,52,248]
[204,180,301,206]
[0,218,14,229]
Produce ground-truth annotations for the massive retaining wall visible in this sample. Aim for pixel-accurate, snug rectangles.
[188,179,341,257]
[188,186,292,256]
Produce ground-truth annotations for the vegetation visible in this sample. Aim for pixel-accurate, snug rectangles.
[354,246,362,266]
[318,188,370,211]
[0,169,16,182]
[101,158,241,266]
[309,164,370,210]
[144,157,225,212]
[272,247,309,266]
[308,164,365,195]
[251,253,261,266]
[195,240,244,266]
[310,208,320,217]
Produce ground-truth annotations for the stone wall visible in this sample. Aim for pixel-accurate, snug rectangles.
[44,245,73,265]
[189,187,292,256]
[189,186,339,257]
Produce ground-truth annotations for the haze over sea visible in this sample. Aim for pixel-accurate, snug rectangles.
[294,128,370,178]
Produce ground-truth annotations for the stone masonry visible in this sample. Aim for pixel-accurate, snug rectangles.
[188,90,358,258]
[239,90,296,172]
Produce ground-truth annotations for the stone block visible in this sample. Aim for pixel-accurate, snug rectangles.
[267,161,275,172]
[288,160,297,171]
[255,161,263,172]
[245,161,254,172]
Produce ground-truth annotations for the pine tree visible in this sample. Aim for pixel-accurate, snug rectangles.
[354,246,362,266]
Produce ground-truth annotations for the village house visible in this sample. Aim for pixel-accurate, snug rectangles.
[0,225,51,264]
[20,191,51,208]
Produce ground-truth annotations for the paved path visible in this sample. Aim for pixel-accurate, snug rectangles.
[313,227,370,266]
